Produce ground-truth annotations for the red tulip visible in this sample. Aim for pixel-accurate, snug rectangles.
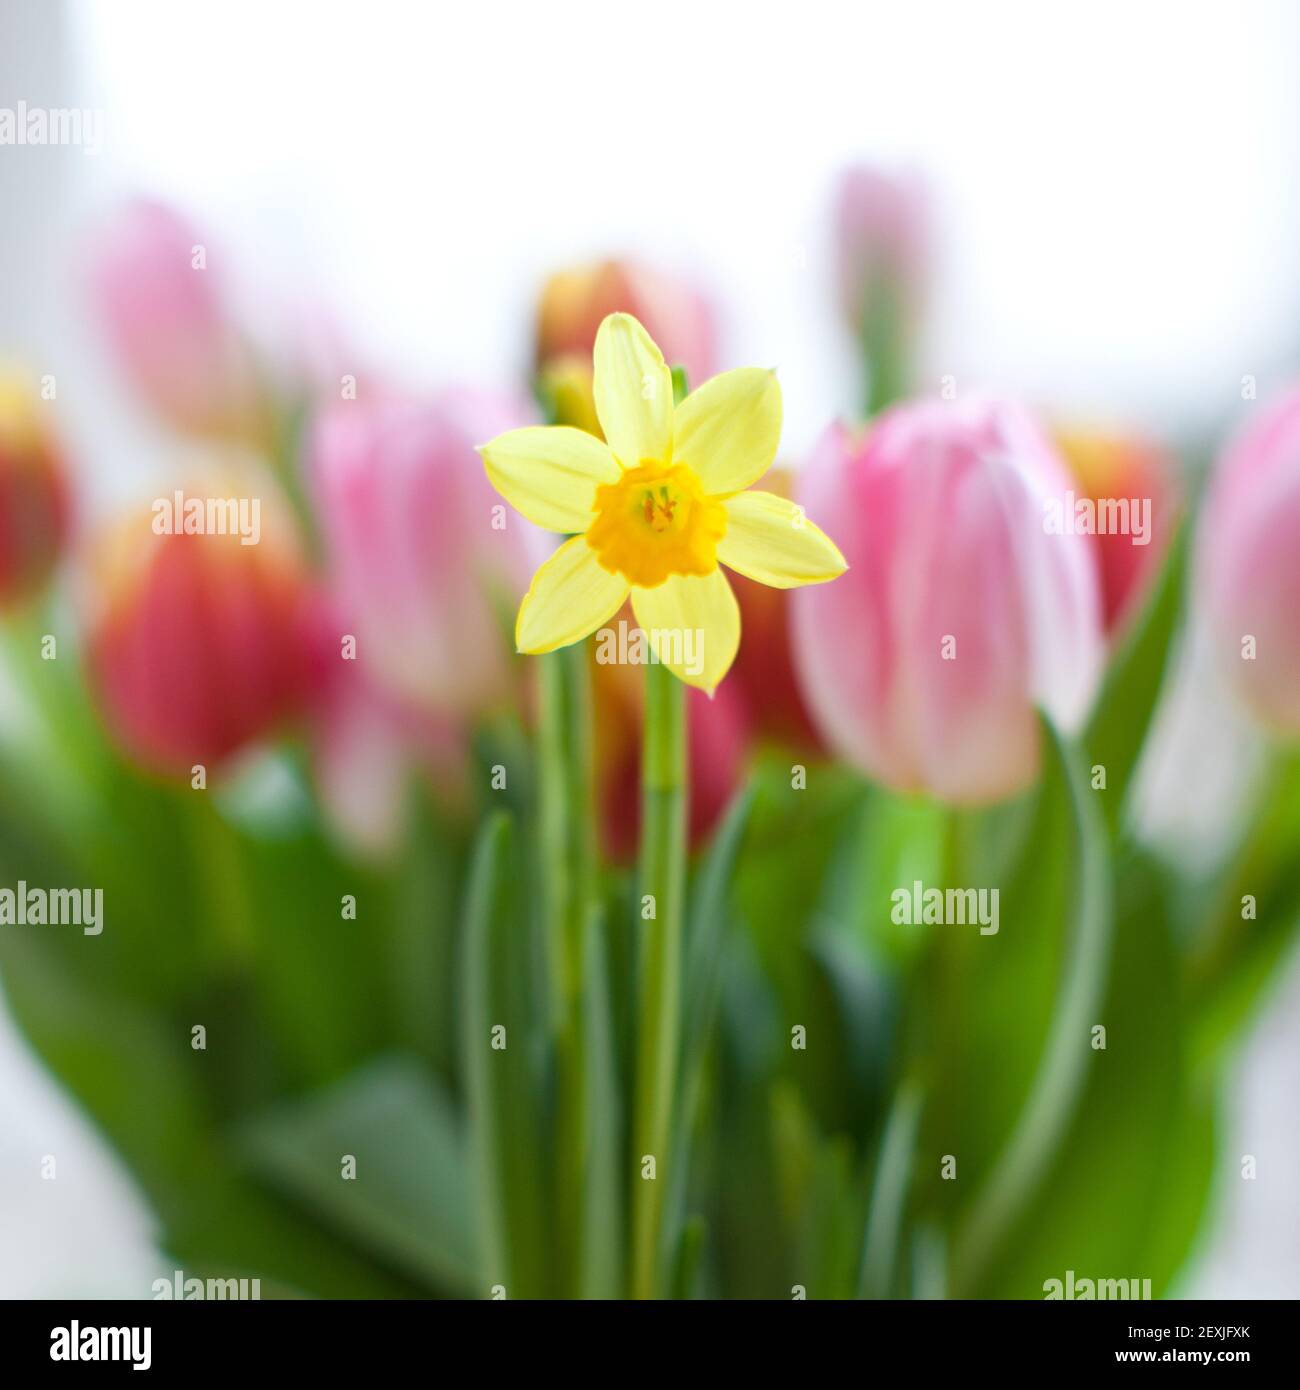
[86,492,316,775]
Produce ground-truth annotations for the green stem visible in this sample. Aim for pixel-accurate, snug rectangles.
[630,660,686,1299]
[538,643,597,1295]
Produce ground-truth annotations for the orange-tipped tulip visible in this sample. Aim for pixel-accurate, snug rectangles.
[0,373,70,606]
[86,493,316,776]
[535,260,716,428]
[1055,427,1179,634]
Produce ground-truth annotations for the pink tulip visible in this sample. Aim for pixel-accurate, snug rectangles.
[86,496,317,776]
[310,387,537,717]
[89,199,265,441]
[1199,385,1300,735]
[835,164,930,344]
[792,396,1104,803]
[311,632,467,857]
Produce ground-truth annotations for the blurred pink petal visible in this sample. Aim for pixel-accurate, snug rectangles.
[88,199,265,442]
[792,396,1103,803]
[1199,385,1300,735]
[311,386,540,717]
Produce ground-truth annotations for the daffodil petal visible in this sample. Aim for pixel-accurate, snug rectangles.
[480,426,620,532]
[717,490,848,588]
[672,368,782,496]
[631,569,740,693]
[516,536,629,654]
[593,313,673,468]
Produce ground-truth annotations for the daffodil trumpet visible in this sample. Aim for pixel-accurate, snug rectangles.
[481,312,847,1297]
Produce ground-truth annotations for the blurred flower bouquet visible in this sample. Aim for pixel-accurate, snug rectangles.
[1,172,1298,1300]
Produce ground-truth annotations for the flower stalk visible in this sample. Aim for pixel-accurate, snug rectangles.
[538,642,598,1294]
[631,656,686,1298]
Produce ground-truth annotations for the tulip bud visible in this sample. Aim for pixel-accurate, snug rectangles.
[0,372,70,606]
[834,165,930,414]
[792,397,1103,803]
[310,387,537,717]
[86,493,316,776]
[535,260,717,429]
[593,635,750,862]
[1199,385,1300,735]
[89,199,265,442]
[1054,428,1179,634]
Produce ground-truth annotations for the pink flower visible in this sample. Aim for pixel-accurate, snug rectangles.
[835,164,930,343]
[86,496,317,776]
[792,396,1104,803]
[310,387,538,717]
[1199,385,1300,735]
[89,199,265,441]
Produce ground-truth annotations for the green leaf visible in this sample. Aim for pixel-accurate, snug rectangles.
[237,1054,476,1294]
[460,812,549,1297]
[1086,520,1190,834]
[975,852,1216,1297]
[912,721,1112,1295]
[1188,752,1300,1064]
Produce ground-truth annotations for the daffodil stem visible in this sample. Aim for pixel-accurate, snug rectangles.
[538,643,596,1295]
[631,659,686,1299]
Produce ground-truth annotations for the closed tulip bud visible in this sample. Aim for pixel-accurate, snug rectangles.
[1199,385,1300,735]
[536,260,717,410]
[0,373,70,606]
[835,164,930,413]
[792,397,1103,803]
[593,637,750,862]
[86,493,316,776]
[89,199,265,442]
[311,388,537,716]
[1054,427,1179,634]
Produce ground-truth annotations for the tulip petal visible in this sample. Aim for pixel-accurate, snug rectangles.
[593,313,673,468]
[631,569,739,693]
[480,425,620,532]
[672,368,782,496]
[516,536,629,654]
[718,490,847,589]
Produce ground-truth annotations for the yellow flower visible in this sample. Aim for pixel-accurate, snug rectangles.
[479,313,847,693]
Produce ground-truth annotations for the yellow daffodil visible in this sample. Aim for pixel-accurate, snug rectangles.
[479,313,848,692]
